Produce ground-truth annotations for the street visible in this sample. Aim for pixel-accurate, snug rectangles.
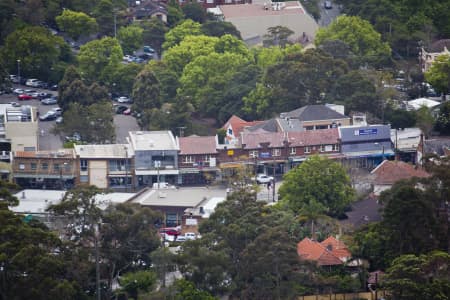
[317,0,341,27]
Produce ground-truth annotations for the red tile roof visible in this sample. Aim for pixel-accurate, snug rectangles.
[241,128,339,149]
[371,160,430,185]
[179,135,217,155]
[222,115,263,142]
[297,236,351,266]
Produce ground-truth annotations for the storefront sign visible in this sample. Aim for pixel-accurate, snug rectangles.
[354,128,378,136]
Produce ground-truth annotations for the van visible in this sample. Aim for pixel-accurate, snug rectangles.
[324,0,332,9]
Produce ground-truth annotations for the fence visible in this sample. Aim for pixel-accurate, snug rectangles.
[298,291,387,300]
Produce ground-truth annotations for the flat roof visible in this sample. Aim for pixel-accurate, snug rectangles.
[11,189,136,214]
[74,144,132,158]
[220,2,318,41]
[128,131,179,151]
[136,187,226,208]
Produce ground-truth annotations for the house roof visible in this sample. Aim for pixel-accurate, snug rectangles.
[222,115,263,138]
[371,160,430,185]
[179,135,217,155]
[426,39,450,53]
[297,236,351,266]
[245,118,280,133]
[282,105,349,122]
[342,194,383,229]
[406,98,440,110]
[287,128,339,147]
[423,138,450,157]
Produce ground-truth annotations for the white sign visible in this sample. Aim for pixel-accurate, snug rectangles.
[186,218,198,226]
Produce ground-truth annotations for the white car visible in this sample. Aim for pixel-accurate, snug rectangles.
[117,96,131,103]
[255,174,274,184]
[25,78,40,87]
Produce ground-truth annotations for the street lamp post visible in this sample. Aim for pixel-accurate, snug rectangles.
[17,60,21,84]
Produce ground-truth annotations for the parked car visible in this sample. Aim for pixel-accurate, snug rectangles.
[324,0,332,9]
[175,236,187,242]
[39,110,57,121]
[117,96,131,103]
[37,92,52,100]
[18,94,33,100]
[50,84,58,91]
[25,78,40,87]
[41,97,58,105]
[159,227,181,236]
[51,107,62,116]
[9,75,19,83]
[36,81,48,89]
[143,45,155,54]
[13,88,24,95]
[132,57,144,64]
[55,116,63,124]
[254,173,274,184]
[139,53,153,60]
[123,108,131,115]
[115,105,128,114]
[123,55,134,62]
[9,102,21,107]
[65,132,81,142]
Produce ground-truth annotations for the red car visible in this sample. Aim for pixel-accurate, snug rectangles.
[18,94,33,100]
[159,227,181,236]
[123,108,131,115]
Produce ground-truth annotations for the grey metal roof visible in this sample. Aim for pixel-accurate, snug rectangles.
[282,105,348,122]
[339,125,391,143]
[423,138,450,156]
[245,118,279,132]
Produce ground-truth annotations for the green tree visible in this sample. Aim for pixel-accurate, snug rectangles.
[383,251,450,300]
[425,54,450,101]
[59,79,90,110]
[178,52,250,117]
[117,25,143,54]
[107,63,144,97]
[182,2,206,23]
[170,279,216,299]
[167,0,184,28]
[120,270,158,299]
[0,26,71,82]
[55,9,98,41]
[380,180,442,257]
[263,26,295,48]
[141,18,169,55]
[435,101,450,135]
[415,106,435,138]
[93,0,114,36]
[279,155,355,218]
[132,68,161,111]
[201,21,241,39]
[77,36,123,83]
[162,19,202,51]
[315,15,391,66]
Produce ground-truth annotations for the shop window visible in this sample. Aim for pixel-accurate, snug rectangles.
[290,147,296,155]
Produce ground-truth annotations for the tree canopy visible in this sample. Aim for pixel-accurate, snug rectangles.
[55,9,98,41]
[425,54,450,100]
[279,155,355,218]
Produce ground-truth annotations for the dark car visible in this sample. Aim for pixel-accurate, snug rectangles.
[50,84,58,91]
[115,105,128,114]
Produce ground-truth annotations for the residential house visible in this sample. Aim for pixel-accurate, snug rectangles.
[132,0,168,22]
[133,187,226,227]
[297,236,352,267]
[370,160,430,195]
[222,115,262,145]
[74,144,133,190]
[127,131,180,187]
[280,104,351,131]
[339,125,394,169]
[420,39,450,72]
[178,135,220,185]
[12,149,76,189]
[177,0,252,10]
[341,193,383,230]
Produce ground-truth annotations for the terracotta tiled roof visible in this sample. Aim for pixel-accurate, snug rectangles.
[288,128,339,147]
[297,236,351,266]
[371,160,430,185]
[222,115,263,140]
[179,136,217,155]
[240,128,339,149]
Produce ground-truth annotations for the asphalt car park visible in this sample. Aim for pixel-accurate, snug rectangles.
[0,84,139,150]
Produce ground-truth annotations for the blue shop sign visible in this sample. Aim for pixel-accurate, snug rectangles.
[259,152,272,158]
[354,128,378,136]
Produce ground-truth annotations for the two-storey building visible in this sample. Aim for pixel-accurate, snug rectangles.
[12,149,76,189]
[128,131,180,187]
[74,144,133,190]
[178,135,220,185]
